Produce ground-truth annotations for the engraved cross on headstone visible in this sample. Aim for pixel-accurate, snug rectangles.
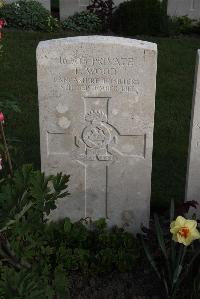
[49,97,145,219]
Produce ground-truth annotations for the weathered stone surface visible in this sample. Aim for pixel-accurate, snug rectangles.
[167,0,200,20]
[4,0,50,11]
[59,0,125,20]
[186,50,200,215]
[59,0,86,20]
[37,36,157,233]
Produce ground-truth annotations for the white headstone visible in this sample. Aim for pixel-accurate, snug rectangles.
[167,0,200,20]
[186,50,200,216]
[59,0,88,20]
[4,0,50,11]
[37,36,157,233]
[59,0,125,21]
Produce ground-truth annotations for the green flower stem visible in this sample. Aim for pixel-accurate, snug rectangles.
[170,245,187,298]
[0,121,13,176]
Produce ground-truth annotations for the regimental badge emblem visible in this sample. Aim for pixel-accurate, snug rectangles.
[74,97,145,162]
[74,97,119,161]
[81,110,114,161]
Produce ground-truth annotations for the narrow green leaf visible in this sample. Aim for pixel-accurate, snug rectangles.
[64,217,72,233]
[173,264,182,285]
[141,236,161,280]
[170,199,175,223]
[154,214,168,259]
[170,240,176,269]
[162,274,169,297]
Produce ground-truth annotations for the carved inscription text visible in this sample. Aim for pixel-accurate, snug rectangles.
[53,55,140,95]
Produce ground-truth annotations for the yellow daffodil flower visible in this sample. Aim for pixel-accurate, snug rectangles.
[170,216,200,246]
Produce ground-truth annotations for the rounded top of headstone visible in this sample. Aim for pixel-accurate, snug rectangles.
[37,35,157,52]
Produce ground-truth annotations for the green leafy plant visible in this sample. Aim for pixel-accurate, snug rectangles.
[0,164,70,231]
[0,267,45,299]
[0,0,59,31]
[0,98,20,114]
[54,218,140,274]
[0,17,6,56]
[62,11,102,33]
[0,216,140,297]
[3,215,140,275]
[168,16,194,36]
[0,165,70,298]
[142,201,200,299]
[112,0,168,36]
[0,264,69,299]
[87,0,114,30]
[192,20,200,35]
[0,164,70,270]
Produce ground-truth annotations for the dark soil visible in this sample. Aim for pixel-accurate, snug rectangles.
[68,264,162,299]
[68,264,190,299]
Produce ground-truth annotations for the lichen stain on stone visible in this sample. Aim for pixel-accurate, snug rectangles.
[56,103,69,113]
[58,116,71,129]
